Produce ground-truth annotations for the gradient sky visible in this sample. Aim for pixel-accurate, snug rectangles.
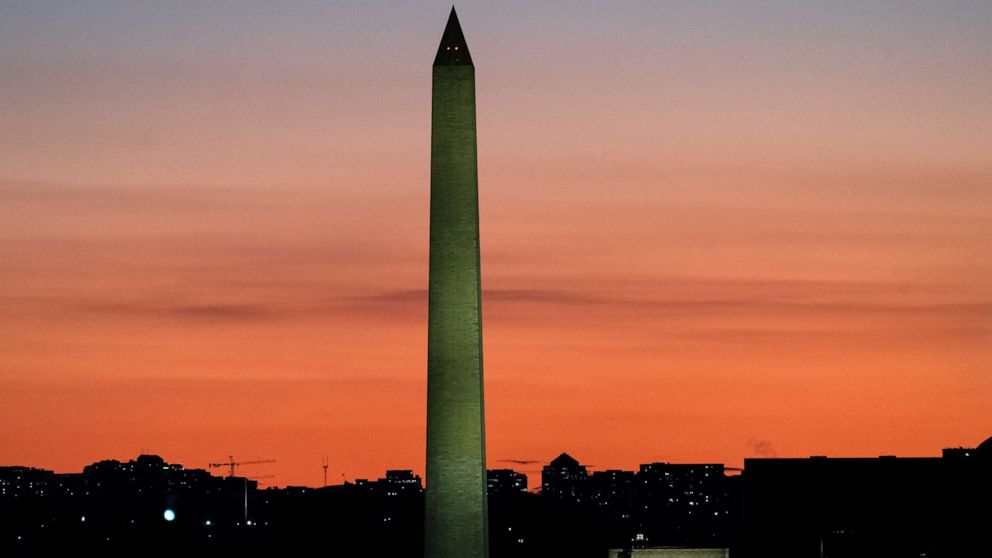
[2,1,990,487]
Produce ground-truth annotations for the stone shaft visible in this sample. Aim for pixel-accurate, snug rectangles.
[424,9,488,558]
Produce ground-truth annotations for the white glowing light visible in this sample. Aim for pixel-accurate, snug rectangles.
[163,509,176,522]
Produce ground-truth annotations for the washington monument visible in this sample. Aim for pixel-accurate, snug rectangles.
[424,8,489,558]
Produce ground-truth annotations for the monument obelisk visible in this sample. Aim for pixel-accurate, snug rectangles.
[425,8,489,558]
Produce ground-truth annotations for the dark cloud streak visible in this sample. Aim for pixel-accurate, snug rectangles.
[497,459,540,465]
[76,302,275,322]
[3,283,989,327]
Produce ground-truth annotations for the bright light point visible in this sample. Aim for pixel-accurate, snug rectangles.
[80,516,86,522]
[246,520,252,526]
[163,509,175,522]
[205,520,211,526]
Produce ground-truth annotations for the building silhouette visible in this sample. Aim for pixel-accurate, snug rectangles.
[635,463,737,547]
[540,453,738,551]
[1,454,257,555]
[589,469,636,513]
[354,470,424,498]
[741,436,992,557]
[541,452,589,501]
[486,470,528,497]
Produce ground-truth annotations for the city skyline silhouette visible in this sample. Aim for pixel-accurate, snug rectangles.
[3,436,989,556]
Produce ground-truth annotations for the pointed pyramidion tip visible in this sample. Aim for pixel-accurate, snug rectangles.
[434,7,473,67]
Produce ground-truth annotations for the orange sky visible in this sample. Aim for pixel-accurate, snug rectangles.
[1,2,990,487]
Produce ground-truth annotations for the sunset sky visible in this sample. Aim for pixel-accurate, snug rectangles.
[2,1,990,487]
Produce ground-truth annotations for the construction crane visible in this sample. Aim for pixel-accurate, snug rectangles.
[208,456,276,478]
